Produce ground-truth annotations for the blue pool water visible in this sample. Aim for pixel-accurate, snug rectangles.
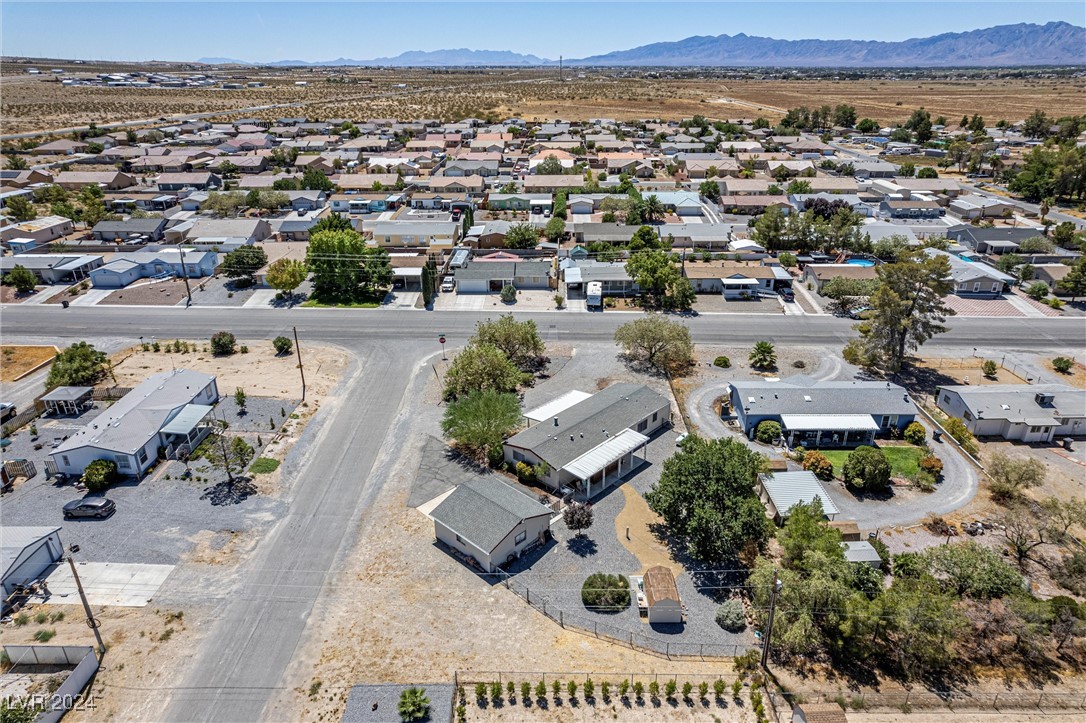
[847,259,876,267]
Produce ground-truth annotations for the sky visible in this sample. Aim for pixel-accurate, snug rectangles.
[2,1,1083,63]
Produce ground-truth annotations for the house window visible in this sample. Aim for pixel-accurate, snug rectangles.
[1029,426,1048,434]
[973,282,981,292]
[964,411,974,421]
[991,283,999,292]
[652,411,658,422]
[62,455,70,466]
[512,450,524,462]
[515,531,527,545]
[637,419,648,432]
[116,455,131,469]
[942,394,951,404]
[137,447,148,464]
[455,534,464,544]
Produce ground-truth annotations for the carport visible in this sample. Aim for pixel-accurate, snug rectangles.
[2,527,63,598]
[41,387,93,416]
[392,267,423,290]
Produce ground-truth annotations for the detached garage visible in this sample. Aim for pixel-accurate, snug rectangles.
[2,527,63,597]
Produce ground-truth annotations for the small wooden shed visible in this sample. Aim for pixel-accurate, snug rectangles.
[643,565,682,625]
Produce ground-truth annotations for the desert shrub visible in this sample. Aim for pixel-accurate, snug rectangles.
[918,454,944,478]
[581,573,630,612]
[715,599,746,631]
[802,450,835,480]
[500,284,517,303]
[272,336,292,355]
[210,331,237,355]
[1052,356,1074,374]
[982,359,998,378]
[82,459,118,491]
[713,355,731,368]
[754,420,781,444]
[902,421,926,445]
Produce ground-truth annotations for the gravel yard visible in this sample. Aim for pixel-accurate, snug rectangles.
[185,275,261,307]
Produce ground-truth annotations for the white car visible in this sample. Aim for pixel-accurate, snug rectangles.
[440,276,455,293]
[675,432,689,447]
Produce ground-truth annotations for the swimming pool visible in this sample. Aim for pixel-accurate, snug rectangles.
[847,259,876,267]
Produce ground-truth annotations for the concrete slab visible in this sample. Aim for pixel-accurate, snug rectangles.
[243,288,279,308]
[68,289,112,307]
[45,561,174,607]
[416,487,455,519]
[21,284,75,305]
[382,290,420,309]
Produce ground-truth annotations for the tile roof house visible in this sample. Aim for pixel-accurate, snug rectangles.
[430,477,553,573]
[51,369,219,478]
[936,384,1085,443]
[155,172,223,191]
[729,376,917,448]
[54,171,137,191]
[504,383,670,499]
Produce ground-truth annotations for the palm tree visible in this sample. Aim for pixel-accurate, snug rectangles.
[397,687,430,722]
[1039,196,1054,225]
[987,154,1004,181]
[644,195,665,224]
[749,341,777,370]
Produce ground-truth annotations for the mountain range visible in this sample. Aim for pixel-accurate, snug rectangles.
[197,22,1086,68]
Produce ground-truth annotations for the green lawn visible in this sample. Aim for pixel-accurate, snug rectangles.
[818,445,925,480]
[300,288,387,309]
[249,457,280,474]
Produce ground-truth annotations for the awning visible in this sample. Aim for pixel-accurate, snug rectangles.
[780,414,881,432]
[562,428,649,480]
[40,386,92,402]
[161,404,213,435]
[524,390,592,425]
[721,278,760,286]
[564,267,583,283]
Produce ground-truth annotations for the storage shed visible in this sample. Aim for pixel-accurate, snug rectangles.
[2,527,63,597]
[643,565,682,625]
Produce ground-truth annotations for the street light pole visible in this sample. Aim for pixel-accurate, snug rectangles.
[177,246,193,307]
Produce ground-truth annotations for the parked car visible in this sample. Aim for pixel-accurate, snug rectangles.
[675,432,689,447]
[63,497,115,520]
[848,306,872,320]
[0,402,16,422]
[778,288,795,302]
[440,276,455,292]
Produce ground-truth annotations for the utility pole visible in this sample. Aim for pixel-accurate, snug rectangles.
[67,552,105,655]
[293,326,306,401]
[177,246,193,307]
[760,570,781,670]
[559,56,563,83]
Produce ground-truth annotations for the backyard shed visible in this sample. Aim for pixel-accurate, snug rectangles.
[757,471,839,524]
[2,527,63,597]
[643,565,682,625]
[842,541,883,568]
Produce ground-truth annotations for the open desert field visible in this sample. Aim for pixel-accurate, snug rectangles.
[3,61,1084,135]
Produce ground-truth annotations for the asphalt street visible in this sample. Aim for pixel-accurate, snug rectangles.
[2,305,1083,351]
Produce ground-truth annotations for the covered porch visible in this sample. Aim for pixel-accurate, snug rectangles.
[721,277,760,299]
[160,403,214,458]
[780,413,880,449]
[562,428,650,500]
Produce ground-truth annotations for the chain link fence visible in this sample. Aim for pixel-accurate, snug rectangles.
[770,688,1086,717]
[498,574,753,660]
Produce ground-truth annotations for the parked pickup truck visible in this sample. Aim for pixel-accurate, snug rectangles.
[440,276,455,293]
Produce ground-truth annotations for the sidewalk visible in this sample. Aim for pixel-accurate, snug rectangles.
[68,289,113,306]
[21,284,76,305]
[791,280,826,315]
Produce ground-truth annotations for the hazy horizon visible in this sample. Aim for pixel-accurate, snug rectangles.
[2,1,1083,64]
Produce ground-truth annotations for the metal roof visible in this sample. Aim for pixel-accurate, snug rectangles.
[759,471,840,517]
[779,414,881,432]
[505,383,669,471]
[644,565,680,607]
[940,383,1084,425]
[562,428,649,480]
[732,376,916,418]
[40,386,92,402]
[525,390,593,424]
[429,478,552,554]
[160,403,213,435]
[2,527,61,584]
[842,541,882,564]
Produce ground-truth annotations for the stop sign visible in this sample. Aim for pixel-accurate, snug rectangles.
[439,336,446,344]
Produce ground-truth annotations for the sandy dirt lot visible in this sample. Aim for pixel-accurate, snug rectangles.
[1,345,57,382]
[108,340,346,399]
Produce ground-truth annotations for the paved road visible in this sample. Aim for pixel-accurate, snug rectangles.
[1,305,1083,350]
[160,341,427,722]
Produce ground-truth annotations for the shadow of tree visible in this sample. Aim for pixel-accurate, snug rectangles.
[566,536,598,557]
[201,477,257,505]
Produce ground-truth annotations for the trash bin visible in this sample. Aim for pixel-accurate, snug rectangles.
[61,300,69,308]
[932,429,942,442]
[1063,437,1073,450]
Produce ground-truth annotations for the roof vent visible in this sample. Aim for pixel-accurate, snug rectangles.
[553,417,559,426]
[570,435,574,441]
[803,395,812,402]
[1000,404,1011,411]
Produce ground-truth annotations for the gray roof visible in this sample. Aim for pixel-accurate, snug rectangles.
[940,383,1085,425]
[2,527,61,585]
[573,260,633,283]
[54,369,215,456]
[924,248,1014,284]
[732,375,916,418]
[93,218,166,234]
[430,478,552,553]
[505,383,669,470]
[454,260,550,281]
[40,386,93,402]
[0,254,101,272]
[946,225,1043,247]
[843,541,883,564]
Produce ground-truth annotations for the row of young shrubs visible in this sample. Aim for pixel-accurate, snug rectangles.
[464,677,747,707]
